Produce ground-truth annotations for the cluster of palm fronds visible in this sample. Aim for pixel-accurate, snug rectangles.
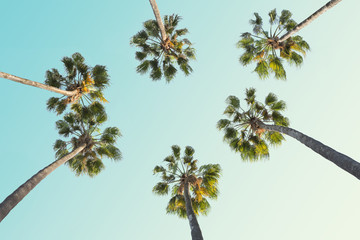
[53,102,121,176]
[217,88,288,161]
[153,145,221,218]
[46,53,109,115]
[238,9,310,80]
[131,14,195,82]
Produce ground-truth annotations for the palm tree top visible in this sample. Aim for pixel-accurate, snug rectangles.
[238,9,310,80]
[153,145,221,218]
[54,101,122,177]
[45,52,110,115]
[131,14,196,82]
[217,88,289,161]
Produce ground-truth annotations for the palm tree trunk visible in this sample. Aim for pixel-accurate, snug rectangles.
[0,71,78,97]
[148,0,167,42]
[183,181,204,240]
[257,121,360,180]
[278,0,342,42]
[0,144,86,223]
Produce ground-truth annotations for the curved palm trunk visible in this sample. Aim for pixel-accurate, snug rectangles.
[279,0,342,42]
[0,144,86,222]
[257,121,360,180]
[148,0,167,42]
[0,71,78,97]
[184,181,204,240]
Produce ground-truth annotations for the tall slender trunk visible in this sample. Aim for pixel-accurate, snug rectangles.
[257,121,360,180]
[278,0,342,42]
[0,71,78,97]
[0,144,86,223]
[183,180,204,240]
[148,0,167,42]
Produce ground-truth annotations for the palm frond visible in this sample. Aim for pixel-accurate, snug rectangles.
[153,182,170,195]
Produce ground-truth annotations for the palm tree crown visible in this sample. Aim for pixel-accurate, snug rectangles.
[217,88,289,161]
[45,52,109,115]
[54,101,122,176]
[131,14,196,82]
[153,145,221,218]
[238,9,310,80]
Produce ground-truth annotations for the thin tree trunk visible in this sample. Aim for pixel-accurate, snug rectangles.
[257,121,360,180]
[183,181,204,240]
[0,71,78,97]
[278,0,342,42]
[148,0,167,42]
[0,144,86,223]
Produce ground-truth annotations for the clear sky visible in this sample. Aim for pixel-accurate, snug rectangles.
[1,0,360,239]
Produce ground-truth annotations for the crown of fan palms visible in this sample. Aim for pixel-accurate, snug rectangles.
[54,101,121,176]
[131,14,196,82]
[217,88,289,161]
[45,52,110,115]
[153,145,221,218]
[238,9,310,80]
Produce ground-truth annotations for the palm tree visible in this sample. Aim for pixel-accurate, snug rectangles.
[131,14,195,82]
[217,88,360,180]
[239,0,342,80]
[0,101,121,222]
[238,9,310,80]
[153,145,221,240]
[45,52,110,115]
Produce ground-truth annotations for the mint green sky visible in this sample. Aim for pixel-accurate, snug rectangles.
[1,0,360,239]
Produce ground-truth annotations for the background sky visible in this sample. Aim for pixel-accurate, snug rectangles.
[1,0,360,239]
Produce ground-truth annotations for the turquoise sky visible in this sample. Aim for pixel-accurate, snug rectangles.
[1,0,360,239]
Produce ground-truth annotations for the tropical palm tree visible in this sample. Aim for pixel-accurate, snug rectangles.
[238,9,310,80]
[131,14,195,82]
[45,52,109,115]
[217,88,360,180]
[239,0,342,80]
[153,145,221,240]
[0,101,121,222]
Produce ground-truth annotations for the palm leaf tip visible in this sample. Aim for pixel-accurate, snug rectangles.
[184,146,195,157]
[153,182,169,195]
[217,119,231,130]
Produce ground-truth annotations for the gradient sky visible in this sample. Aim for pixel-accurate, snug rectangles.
[1,0,360,239]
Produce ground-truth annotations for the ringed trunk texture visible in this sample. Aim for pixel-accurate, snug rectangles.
[0,71,78,97]
[148,0,167,42]
[0,144,86,223]
[258,122,360,180]
[279,0,342,42]
[184,181,204,240]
